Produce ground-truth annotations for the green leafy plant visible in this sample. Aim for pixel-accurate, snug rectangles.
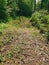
[7,51,13,59]
[30,10,49,41]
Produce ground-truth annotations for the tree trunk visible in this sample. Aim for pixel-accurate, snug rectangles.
[48,0,49,11]
[41,0,44,9]
[34,0,36,12]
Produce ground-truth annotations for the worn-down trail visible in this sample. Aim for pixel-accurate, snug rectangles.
[0,28,49,65]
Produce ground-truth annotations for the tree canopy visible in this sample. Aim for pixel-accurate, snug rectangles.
[0,0,49,21]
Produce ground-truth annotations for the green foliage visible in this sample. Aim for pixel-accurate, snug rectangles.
[0,0,49,22]
[36,1,41,11]
[30,10,48,29]
[30,10,49,41]
[7,51,13,59]
[7,0,18,19]
[0,0,33,21]
[0,23,8,33]
[0,0,8,22]
[41,0,49,10]
[7,0,33,18]
[17,0,32,16]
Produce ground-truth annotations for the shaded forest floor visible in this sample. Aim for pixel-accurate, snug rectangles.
[0,18,49,65]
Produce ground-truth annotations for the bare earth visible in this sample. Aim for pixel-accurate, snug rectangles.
[0,28,49,65]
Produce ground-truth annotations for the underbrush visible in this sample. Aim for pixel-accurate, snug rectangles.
[30,10,49,41]
[0,16,31,33]
[0,16,32,47]
[0,23,9,33]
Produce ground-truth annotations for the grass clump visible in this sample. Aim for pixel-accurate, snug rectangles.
[14,44,22,54]
[0,23,9,33]
[7,51,13,59]
[0,54,3,63]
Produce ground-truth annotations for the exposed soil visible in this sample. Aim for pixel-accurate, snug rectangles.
[0,28,49,65]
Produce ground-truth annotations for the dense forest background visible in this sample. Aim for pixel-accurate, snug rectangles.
[0,0,49,21]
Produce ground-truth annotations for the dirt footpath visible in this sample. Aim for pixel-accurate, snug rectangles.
[0,28,49,65]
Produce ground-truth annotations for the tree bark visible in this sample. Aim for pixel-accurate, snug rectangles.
[34,0,36,12]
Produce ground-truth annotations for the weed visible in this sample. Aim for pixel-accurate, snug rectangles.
[7,51,13,59]
[14,44,22,54]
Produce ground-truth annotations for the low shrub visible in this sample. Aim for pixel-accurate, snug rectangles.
[30,10,49,41]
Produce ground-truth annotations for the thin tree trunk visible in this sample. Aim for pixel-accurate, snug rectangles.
[41,0,44,9]
[48,0,49,12]
[34,0,36,12]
